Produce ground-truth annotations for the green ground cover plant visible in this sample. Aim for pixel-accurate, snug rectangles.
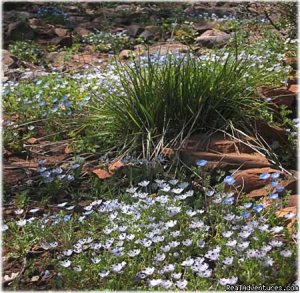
[3,169,297,290]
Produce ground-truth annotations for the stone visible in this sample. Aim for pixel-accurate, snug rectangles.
[126,24,144,37]
[44,52,63,64]
[284,57,297,70]
[3,49,17,68]
[110,27,126,34]
[195,29,230,48]
[258,87,296,109]
[50,36,73,48]
[288,84,299,94]
[74,26,91,37]
[194,21,217,34]
[139,30,154,41]
[119,49,134,60]
[7,21,35,41]
[286,195,297,207]
[255,121,288,144]
[54,28,69,37]
[180,151,271,170]
[148,42,189,55]
[232,167,283,194]
[182,132,253,154]
[144,25,160,34]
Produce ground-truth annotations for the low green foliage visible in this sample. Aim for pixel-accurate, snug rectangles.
[82,31,131,53]
[8,41,42,64]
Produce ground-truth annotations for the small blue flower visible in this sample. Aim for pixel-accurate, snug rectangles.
[224,176,236,186]
[242,211,251,218]
[223,196,235,205]
[64,101,71,108]
[64,215,72,222]
[50,107,58,113]
[196,160,208,167]
[41,171,51,178]
[38,159,46,166]
[70,163,80,170]
[276,186,285,193]
[52,167,63,174]
[38,166,47,173]
[66,175,74,181]
[268,193,279,200]
[259,173,270,180]
[253,204,264,213]
[36,80,42,85]
[39,100,46,106]
[271,181,279,187]
[271,173,280,179]
[243,202,252,209]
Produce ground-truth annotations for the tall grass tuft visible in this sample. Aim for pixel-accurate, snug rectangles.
[96,52,270,158]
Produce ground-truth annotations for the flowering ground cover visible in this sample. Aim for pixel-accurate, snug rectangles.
[2,2,298,291]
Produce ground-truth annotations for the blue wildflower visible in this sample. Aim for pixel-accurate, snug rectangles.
[39,100,46,106]
[223,196,235,205]
[50,107,58,113]
[243,202,252,209]
[66,175,74,181]
[224,175,236,186]
[268,193,279,200]
[271,181,279,187]
[276,186,285,193]
[70,163,80,170]
[253,204,264,213]
[41,171,51,178]
[64,215,72,222]
[242,211,251,218]
[52,167,63,174]
[196,159,208,167]
[38,159,46,166]
[259,173,270,180]
[271,173,280,179]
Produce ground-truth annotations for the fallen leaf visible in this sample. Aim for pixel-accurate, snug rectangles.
[161,147,174,157]
[27,137,38,144]
[276,206,297,218]
[3,272,19,282]
[287,219,296,235]
[64,144,73,154]
[108,160,125,173]
[92,168,112,179]
[31,275,39,282]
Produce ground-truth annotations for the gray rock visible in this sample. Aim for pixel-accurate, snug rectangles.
[2,49,17,68]
[139,30,154,41]
[126,24,144,37]
[194,21,217,35]
[195,29,230,48]
[74,26,91,37]
[7,21,35,41]
[119,49,134,60]
[50,36,73,48]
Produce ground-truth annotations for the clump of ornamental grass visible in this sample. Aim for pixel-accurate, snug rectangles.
[96,51,273,159]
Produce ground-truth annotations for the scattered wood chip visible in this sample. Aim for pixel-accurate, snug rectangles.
[64,144,73,154]
[92,168,112,179]
[27,137,38,144]
[108,160,125,173]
